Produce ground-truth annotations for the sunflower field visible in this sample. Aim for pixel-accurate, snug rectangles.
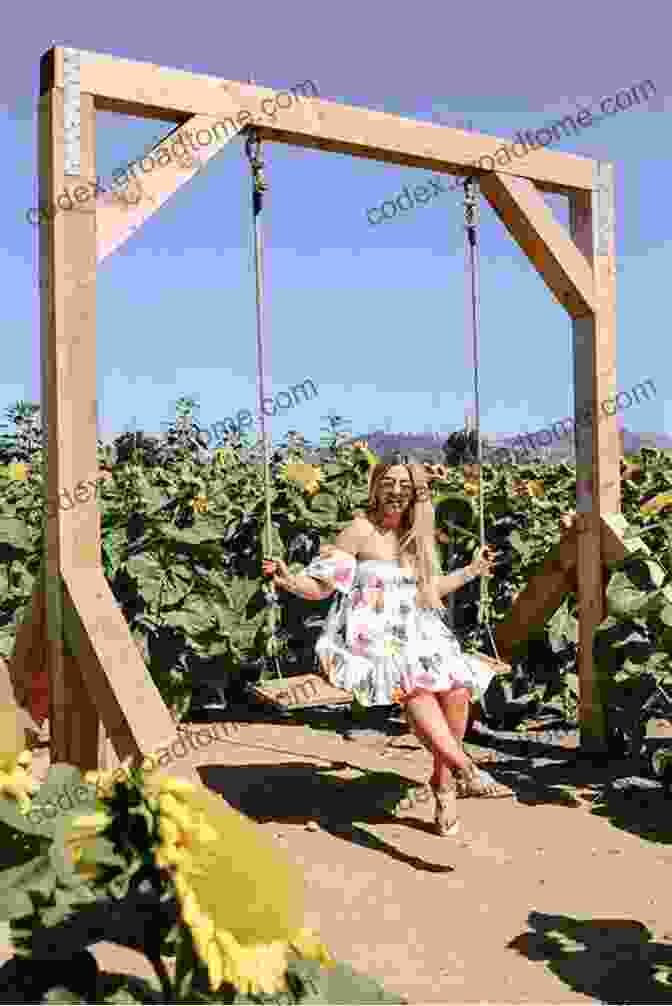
[0,406,671,744]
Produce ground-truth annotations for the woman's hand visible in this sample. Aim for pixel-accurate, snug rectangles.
[424,463,449,483]
[468,545,498,577]
[261,557,291,589]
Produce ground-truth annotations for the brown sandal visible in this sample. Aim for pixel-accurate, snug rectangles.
[430,779,460,837]
[455,762,515,799]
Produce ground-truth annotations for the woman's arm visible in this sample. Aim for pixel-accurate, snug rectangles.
[269,518,364,601]
[434,565,479,598]
[433,546,498,598]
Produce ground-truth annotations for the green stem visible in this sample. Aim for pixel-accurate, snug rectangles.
[148,951,175,1003]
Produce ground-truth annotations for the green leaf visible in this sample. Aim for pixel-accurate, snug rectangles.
[125,554,165,606]
[0,854,57,917]
[434,494,476,531]
[606,572,651,618]
[0,517,33,551]
[310,493,339,517]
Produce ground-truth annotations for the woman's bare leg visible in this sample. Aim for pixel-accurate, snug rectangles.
[437,688,514,799]
[406,688,470,788]
[404,692,472,776]
[437,687,470,743]
[404,692,473,833]
[434,687,471,787]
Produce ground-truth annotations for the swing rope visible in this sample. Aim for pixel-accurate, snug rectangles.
[245,126,282,679]
[463,177,501,664]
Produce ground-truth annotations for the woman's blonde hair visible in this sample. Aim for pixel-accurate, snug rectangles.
[366,462,442,609]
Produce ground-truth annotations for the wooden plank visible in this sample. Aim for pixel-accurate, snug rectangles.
[59,47,596,194]
[95,116,244,262]
[569,162,620,754]
[479,173,595,319]
[0,656,17,708]
[249,673,352,711]
[38,56,198,777]
[0,657,41,743]
[494,525,578,663]
[7,576,45,712]
[39,84,102,767]
[601,513,650,565]
[62,569,187,768]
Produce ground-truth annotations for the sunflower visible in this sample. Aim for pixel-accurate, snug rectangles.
[190,494,209,514]
[280,463,322,493]
[84,756,134,799]
[64,811,112,882]
[351,441,380,468]
[525,480,545,498]
[641,492,672,515]
[6,462,28,482]
[0,706,38,813]
[146,776,334,996]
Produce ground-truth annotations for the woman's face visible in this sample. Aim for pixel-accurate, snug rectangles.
[376,465,414,516]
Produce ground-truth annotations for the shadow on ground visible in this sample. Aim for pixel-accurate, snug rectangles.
[469,749,672,844]
[509,911,672,1004]
[200,761,454,873]
[193,708,672,844]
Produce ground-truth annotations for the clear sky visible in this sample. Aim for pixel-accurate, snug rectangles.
[1,0,670,448]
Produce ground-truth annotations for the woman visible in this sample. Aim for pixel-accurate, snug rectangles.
[262,460,513,837]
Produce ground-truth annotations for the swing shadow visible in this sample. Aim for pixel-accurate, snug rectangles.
[462,735,672,842]
[199,761,455,873]
[191,698,407,740]
[509,911,672,1004]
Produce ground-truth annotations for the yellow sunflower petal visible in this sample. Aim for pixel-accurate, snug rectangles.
[70,812,110,832]
[159,816,180,845]
[217,933,288,997]
[151,776,198,797]
[0,707,27,765]
[168,786,305,946]
[206,938,224,991]
[283,463,321,489]
[290,926,335,968]
[641,492,672,514]
[159,794,194,831]
[7,462,28,482]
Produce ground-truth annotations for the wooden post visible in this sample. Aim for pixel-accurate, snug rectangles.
[38,72,101,768]
[570,162,620,752]
[27,48,190,775]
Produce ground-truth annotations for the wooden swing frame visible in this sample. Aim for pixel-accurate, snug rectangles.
[0,45,629,767]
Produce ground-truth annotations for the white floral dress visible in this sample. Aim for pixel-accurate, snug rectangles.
[303,550,495,707]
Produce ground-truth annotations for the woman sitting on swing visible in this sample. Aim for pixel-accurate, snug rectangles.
[262,459,514,838]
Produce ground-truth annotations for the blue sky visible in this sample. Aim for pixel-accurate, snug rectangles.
[1,0,670,448]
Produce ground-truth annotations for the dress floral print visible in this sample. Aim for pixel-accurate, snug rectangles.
[303,550,495,707]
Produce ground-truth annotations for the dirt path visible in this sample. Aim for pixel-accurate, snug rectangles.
[3,715,672,1003]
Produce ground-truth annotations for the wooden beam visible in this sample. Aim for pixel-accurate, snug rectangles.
[7,576,45,713]
[0,656,41,743]
[57,47,597,194]
[95,116,244,262]
[479,173,595,318]
[39,81,102,766]
[0,656,18,708]
[570,161,620,753]
[39,55,190,774]
[62,569,188,768]
[494,525,578,663]
[601,513,650,565]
